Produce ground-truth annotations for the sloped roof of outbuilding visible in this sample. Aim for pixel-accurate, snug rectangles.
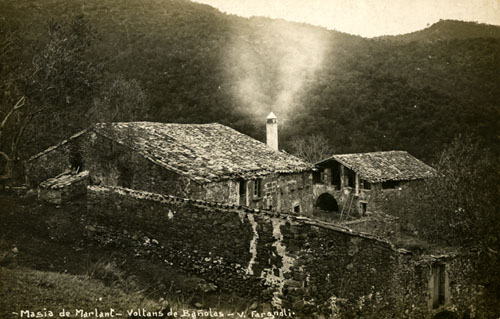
[39,170,89,190]
[316,151,435,183]
[91,122,313,183]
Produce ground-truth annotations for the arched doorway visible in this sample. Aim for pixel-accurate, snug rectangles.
[315,193,339,212]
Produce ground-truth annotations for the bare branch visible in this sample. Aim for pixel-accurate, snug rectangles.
[0,96,26,140]
[288,134,334,163]
[11,112,34,156]
[13,96,26,110]
[0,151,11,162]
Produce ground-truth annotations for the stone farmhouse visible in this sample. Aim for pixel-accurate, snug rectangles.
[26,115,315,214]
[24,117,479,317]
[313,151,435,216]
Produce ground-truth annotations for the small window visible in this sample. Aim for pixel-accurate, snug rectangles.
[313,171,322,184]
[382,180,399,189]
[254,179,262,198]
[323,168,332,184]
[294,205,301,214]
[361,180,371,190]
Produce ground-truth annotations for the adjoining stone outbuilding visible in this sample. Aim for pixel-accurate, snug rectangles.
[313,151,436,217]
[27,121,315,214]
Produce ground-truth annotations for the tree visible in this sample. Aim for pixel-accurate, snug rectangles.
[287,134,334,163]
[0,16,100,183]
[384,135,500,312]
[386,135,499,245]
[88,77,148,123]
[23,15,100,148]
[0,19,28,181]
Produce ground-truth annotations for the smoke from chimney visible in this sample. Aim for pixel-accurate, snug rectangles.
[225,20,329,120]
[266,112,278,150]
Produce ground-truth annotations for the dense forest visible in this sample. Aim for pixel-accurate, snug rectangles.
[1,0,499,173]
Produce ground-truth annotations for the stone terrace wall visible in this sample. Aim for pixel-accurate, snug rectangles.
[85,186,480,318]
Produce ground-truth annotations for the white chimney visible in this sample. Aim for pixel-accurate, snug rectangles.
[266,112,278,151]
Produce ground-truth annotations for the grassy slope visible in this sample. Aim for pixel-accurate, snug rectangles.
[0,194,160,318]
[0,267,163,318]
[0,193,251,317]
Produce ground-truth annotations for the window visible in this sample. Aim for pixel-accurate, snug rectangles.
[346,168,355,188]
[294,205,301,214]
[382,180,399,189]
[313,171,322,184]
[238,179,247,206]
[361,180,371,190]
[323,168,332,184]
[331,165,341,187]
[254,178,262,198]
[360,202,368,215]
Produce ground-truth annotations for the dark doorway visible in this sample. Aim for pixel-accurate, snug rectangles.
[432,264,447,309]
[69,144,83,172]
[331,164,341,187]
[315,193,339,212]
[346,168,355,188]
[313,170,322,184]
[360,202,367,216]
[238,179,246,206]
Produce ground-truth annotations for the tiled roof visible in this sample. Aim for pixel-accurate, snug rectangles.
[317,151,435,183]
[40,171,89,189]
[93,122,313,183]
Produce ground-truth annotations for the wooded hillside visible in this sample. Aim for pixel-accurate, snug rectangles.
[1,0,499,166]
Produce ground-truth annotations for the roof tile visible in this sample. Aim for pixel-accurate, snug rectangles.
[94,122,313,183]
[318,151,435,183]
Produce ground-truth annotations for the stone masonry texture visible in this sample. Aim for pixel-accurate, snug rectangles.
[83,186,483,318]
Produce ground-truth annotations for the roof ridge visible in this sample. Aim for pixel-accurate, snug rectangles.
[336,150,407,156]
[28,129,89,162]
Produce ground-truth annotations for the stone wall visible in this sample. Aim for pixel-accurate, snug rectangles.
[219,172,315,215]
[84,186,481,318]
[340,213,400,237]
[313,181,411,217]
[38,171,89,204]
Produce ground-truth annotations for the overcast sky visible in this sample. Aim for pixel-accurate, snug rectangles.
[191,0,500,37]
